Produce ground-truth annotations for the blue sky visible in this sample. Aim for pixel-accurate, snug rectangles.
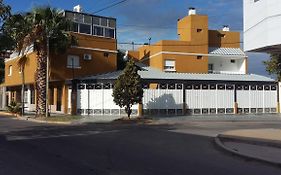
[4,0,271,77]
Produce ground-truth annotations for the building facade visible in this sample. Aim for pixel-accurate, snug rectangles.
[2,7,117,114]
[244,0,281,53]
[128,8,247,75]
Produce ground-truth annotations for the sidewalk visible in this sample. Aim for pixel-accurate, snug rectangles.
[215,129,281,166]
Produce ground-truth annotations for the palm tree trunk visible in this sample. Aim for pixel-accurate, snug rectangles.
[35,47,47,117]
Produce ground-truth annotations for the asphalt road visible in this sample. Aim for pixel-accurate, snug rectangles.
[1,116,281,175]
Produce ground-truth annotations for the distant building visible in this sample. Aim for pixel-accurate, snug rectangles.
[244,0,281,53]
[128,8,248,75]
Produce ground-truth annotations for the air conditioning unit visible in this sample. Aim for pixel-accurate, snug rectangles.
[83,54,92,60]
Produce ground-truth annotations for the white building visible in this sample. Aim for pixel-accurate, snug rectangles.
[244,0,281,53]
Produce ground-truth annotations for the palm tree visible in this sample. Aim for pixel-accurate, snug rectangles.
[4,7,72,117]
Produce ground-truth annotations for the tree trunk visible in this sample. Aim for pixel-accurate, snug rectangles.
[126,105,132,119]
[35,46,47,117]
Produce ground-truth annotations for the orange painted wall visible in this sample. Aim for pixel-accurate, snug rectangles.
[4,33,117,86]
[209,30,240,48]
[162,54,208,73]
[4,52,37,87]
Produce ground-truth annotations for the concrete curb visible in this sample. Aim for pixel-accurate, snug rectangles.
[16,116,73,125]
[214,135,281,166]
[218,134,281,149]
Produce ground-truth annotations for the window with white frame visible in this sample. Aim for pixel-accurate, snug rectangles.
[164,60,175,71]
[65,11,116,39]
[67,55,80,68]
[8,65,12,76]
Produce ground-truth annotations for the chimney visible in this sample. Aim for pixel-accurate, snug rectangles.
[222,25,230,31]
[73,5,83,13]
[188,7,196,15]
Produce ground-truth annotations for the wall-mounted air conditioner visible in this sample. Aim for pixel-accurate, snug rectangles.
[83,54,92,60]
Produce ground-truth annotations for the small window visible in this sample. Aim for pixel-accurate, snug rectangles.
[236,85,243,90]
[197,56,203,60]
[78,84,85,89]
[230,59,235,63]
[257,85,263,90]
[271,85,277,90]
[67,55,80,68]
[108,19,116,28]
[94,26,104,36]
[93,16,100,25]
[202,84,208,89]
[164,60,175,71]
[105,28,115,38]
[168,84,175,89]
[264,85,270,91]
[251,85,256,90]
[100,18,107,26]
[176,84,183,89]
[210,84,216,90]
[185,84,192,89]
[72,22,79,32]
[83,15,92,24]
[103,83,111,89]
[8,65,12,76]
[104,52,109,57]
[74,13,83,23]
[243,85,249,90]
[160,84,167,89]
[226,85,234,90]
[218,85,225,90]
[95,84,102,89]
[80,24,91,34]
[197,29,202,32]
[86,84,94,89]
[194,84,201,90]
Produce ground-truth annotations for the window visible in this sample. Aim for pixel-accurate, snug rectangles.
[164,60,175,71]
[104,52,109,57]
[94,26,104,36]
[197,56,203,60]
[230,59,235,63]
[72,22,78,32]
[197,29,202,32]
[67,55,80,68]
[8,65,12,76]
[80,24,91,34]
[93,16,100,25]
[100,18,107,26]
[108,19,116,28]
[105,28,115,38]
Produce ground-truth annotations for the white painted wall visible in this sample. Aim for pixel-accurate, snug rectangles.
[244,0,281,52]
[208,57,246,74]
[237,88,277,110]
[143,89,183,109]
[77,88,138,115]
[186,89,234,111]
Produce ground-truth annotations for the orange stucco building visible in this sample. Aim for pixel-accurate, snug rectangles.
[128,8,246,74]
[2,9,117,114]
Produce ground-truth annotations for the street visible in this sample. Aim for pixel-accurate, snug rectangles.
[1,115,281,175]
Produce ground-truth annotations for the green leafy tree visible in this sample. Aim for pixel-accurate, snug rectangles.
[3,6,73,117]
[263,54,281,81]
[0,0,12,83]
[113,60,143,119]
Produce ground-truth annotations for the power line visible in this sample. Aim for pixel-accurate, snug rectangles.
[92,0,129,14]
